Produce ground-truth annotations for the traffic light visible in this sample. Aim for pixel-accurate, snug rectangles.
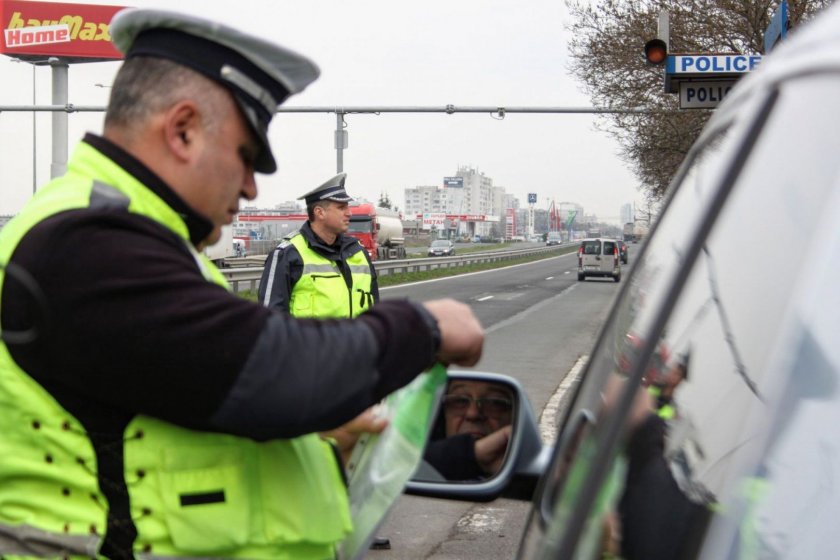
[644,38,668,65]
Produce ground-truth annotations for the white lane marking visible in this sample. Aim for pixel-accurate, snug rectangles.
[564,270,571,274]
[539,355,588,444]
[484,283,578,334]
[477,295,494,302]
[545,276,554,280]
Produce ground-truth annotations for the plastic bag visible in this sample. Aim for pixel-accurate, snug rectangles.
[337,363,448,560]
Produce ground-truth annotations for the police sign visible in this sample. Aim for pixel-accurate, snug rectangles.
[663,53,763,95]
[667,54,762,75]
[528,193,537,204]
[679,80,736,109]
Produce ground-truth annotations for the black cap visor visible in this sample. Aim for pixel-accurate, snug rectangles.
[233,95,276,174]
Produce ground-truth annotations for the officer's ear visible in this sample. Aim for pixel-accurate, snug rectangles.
[164,100,202,162]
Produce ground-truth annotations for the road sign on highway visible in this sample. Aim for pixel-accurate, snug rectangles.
[679,80,736,109]
[764,0,789,54]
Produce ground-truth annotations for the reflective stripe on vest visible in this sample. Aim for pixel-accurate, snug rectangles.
[0,522,100,557]
[288,233,373,318]
[0,142,351,558]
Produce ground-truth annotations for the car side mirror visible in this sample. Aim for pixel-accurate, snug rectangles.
[406,372,550,502]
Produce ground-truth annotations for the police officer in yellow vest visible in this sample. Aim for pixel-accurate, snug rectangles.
[259,174,378,317]
[0,8,485,560]
[260,174,391,550]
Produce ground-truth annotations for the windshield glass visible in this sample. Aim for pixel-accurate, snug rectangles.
[348,219,373,233]
[431,240,450,247]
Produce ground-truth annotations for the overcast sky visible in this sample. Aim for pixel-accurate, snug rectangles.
[0,0,642,223]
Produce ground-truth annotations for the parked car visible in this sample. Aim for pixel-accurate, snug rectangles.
[407,4,840,557]
[427,239,455,256]
[577,237,621,282]
[617,239,628,264]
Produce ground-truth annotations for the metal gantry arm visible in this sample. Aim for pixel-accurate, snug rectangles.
[0,103,657,178]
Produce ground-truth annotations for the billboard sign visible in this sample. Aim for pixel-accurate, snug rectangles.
[422,212,446,230]
[443,176,463,188]
[1,0,127,61]
[527,193,537,204]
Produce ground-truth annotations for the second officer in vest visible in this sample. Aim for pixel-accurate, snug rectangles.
[259,173,378,317]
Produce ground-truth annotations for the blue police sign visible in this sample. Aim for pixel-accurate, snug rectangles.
[528,193,537,204]
[667,54,762,75]
[663,53,763,94]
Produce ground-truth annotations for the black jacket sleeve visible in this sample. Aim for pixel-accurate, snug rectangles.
[3,211,438,440]
[364,249,380,304]
[257,243,301,312]
[423,434,484,481]
[618,414,710,560]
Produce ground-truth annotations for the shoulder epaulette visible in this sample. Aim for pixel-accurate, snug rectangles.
[277,230,301,249]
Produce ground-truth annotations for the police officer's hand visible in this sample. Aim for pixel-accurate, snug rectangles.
[422,299,484,367]
[321,407,388,466]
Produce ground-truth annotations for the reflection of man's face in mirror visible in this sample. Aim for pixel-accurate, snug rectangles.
[443,381,513,440]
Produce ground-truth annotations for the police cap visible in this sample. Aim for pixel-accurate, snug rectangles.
[109,8,320,174]
[298,173,354,205]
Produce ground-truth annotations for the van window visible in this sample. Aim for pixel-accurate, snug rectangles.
[582,241,600,255]
[603,242,616,254]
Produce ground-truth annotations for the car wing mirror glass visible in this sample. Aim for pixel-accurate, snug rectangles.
[406,372,550,505]
[413,377,516,484]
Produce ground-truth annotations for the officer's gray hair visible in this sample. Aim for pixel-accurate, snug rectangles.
[307,200,332,222]
[105,57,229,137]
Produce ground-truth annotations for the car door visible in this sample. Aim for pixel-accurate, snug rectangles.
[517,44,840,560]
[580,240,601,271]
[601,240,617,273]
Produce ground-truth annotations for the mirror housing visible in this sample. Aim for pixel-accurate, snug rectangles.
[405,371,551,502]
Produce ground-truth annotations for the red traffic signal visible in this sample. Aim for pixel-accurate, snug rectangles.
[644,38,668,65]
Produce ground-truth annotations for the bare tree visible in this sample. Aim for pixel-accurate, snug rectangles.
[565,0,831,202]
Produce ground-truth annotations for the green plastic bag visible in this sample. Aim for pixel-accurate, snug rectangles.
[337,363,448,560]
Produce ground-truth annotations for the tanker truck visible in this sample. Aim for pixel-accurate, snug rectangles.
[203,224,239,267]
[348,202,406,260]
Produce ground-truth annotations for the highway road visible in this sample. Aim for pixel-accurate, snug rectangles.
[364,250,628,559]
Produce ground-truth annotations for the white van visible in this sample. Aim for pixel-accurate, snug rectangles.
[577,237,620,282]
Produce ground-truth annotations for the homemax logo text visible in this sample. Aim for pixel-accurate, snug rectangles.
[4,11,110,47]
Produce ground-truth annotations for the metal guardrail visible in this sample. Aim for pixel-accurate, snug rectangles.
[220,244,573,293]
